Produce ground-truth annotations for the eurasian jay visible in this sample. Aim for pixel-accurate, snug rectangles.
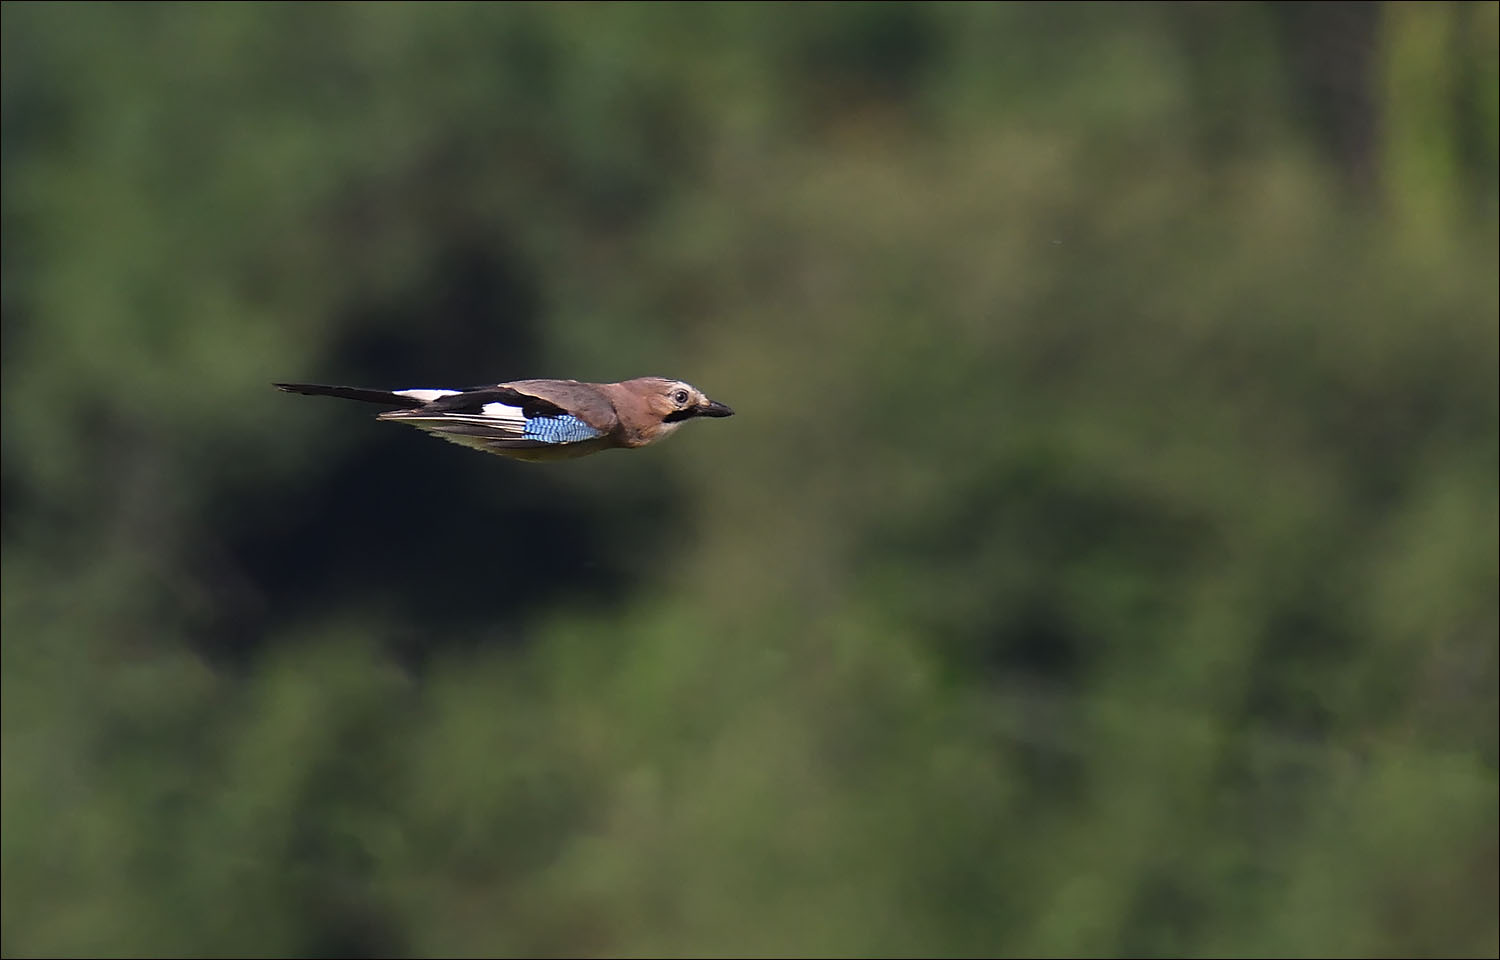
[274,376,734,461]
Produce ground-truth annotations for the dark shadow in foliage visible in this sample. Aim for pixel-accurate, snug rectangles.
[299,897,405,960]
[332,234,547,391]
[782,1,946,122]
[864,455,1211,694]
[1122,864,1214,959]
[1239,586,1357,739]
[1269,1,1382,199]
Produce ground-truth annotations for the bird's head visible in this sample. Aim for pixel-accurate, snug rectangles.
[624,377,735,439]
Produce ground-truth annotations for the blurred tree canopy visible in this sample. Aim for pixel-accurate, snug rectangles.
[3,2,1496,957]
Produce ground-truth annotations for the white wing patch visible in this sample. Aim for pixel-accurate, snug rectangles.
[373,398,614,461]
[393,388,461,403]
[480,402,527,430]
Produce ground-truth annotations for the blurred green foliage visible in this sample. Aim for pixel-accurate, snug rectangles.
[3,2,1497,957]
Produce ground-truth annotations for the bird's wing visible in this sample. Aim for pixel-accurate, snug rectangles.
[485,380,621,433]
[375,384,616,458]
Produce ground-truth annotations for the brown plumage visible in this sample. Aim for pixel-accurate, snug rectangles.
[274,376,734,461]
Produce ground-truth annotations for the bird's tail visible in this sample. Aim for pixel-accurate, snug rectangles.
[273,382,427,408]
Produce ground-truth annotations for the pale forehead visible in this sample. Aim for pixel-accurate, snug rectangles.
[644,377,697,392]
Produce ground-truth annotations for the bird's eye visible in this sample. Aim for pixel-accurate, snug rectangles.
[672,389,690,405]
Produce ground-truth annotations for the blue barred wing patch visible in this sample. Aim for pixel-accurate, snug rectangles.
[523,413,606,445]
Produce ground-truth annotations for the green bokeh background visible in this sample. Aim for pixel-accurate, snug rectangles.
[3,3,1496,957]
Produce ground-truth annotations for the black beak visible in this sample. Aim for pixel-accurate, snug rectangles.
[697,399,735,418]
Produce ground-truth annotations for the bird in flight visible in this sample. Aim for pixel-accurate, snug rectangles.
[274,376,734,461]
